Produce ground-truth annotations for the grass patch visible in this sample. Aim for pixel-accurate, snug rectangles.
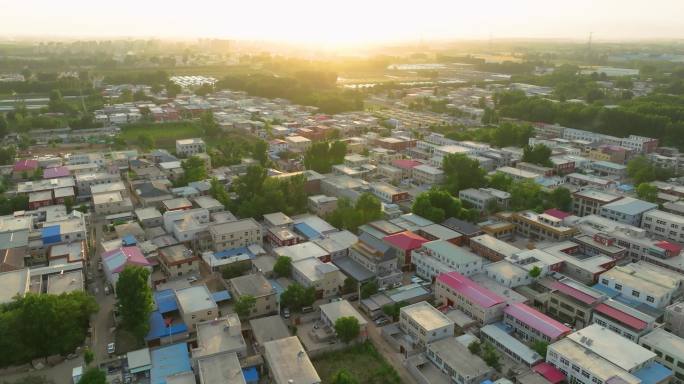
[118,121,203,150]
[312,341,402,384]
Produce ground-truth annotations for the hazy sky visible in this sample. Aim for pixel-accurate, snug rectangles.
[2,0,684,44]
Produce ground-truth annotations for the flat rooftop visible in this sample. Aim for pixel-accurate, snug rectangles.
[175,285,217,314]
[249,315,291,345]
[401,301,453,331]
[263,336,320,384]
[550,338,640,384]
[197,352,245,384]
[193,314,246,359]
[319,300,367,327]
[230,273,274,298]
[567,324,656,371]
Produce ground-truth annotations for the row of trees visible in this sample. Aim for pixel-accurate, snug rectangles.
[412,188,479,223]
[432,123,535,150]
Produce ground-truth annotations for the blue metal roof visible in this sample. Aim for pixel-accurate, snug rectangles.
[41,225,61,244]
[269,279,285,300]
[122,235,137,246]
[242,367,259,383]
[294,222,321,240]
[634,362,672,384]
[154,290,178,314]
[150,342,191,384]
[591,283,621,299]
[145,311,188,341]
[214,247,255,260]
[211,290,231,303]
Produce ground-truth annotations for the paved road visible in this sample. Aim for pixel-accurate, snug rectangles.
[90,218,117,364]
[0,358,84,384]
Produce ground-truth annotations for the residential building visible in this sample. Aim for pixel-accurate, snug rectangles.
[383,231,429,271]
[640,329,684,384]
[412,240,483,281]
[399,301,454,350]
[319,300,368,341]
[597,262,682,309]
[424,337,494,384]
[665,302,684,338]
[504,303,572,343]
[591,160,628,179]
[307,195,338,216]
[176,285,219,329]
[434,271,507,325]
[572,189,623,217]
[263,337,320,384]
[483,260,533,288]
[347,233,402,287]
[591,299,656,342]
[229,273,277,318]
[469,234,521,262]
[101,246,152,288]
[192,313,247,361]
[411,164,444,185]
[480,323,544,366]
[193,196,224,214]
[370,182,409,204]
[508,211,578,242]
[284,135,312,152]
[249,315,291,353]
[547,277,606,328]
[210,219,262,252]
[136,207,163,228]
[599,197,657,227]
[291,257,345,299]
[92,191,134,215]
[175,138,206,157]
[159,244,199,278]
[546,324,669,384]
[196,352,246,384]
[642,209,684,244]
[542,242,616,285]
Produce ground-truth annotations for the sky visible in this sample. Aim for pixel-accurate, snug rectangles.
[1,0,684,44]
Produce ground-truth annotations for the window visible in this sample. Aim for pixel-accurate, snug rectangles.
[615,284,622,291]
[601,279,609,285]
[666,355,674,363]
[647,296,655,303]
[632,290,640,298]
[582,370,591,379]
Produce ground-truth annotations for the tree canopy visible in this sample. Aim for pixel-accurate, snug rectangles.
[116,266,153,342]
[0,292,98,368]
[442,154,487,195]
[334,316,361,343]
[326,193,382,232]
[636,183,658,203]
[273,256,292,278]
[280,283,316,312]
[522,144,553,167]
[77,368,106,384]
[303,141,347,173]
[231,165,308,219]
[233,295,256,318]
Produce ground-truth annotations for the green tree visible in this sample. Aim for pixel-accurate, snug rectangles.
[532,340,549,359]
[360,281,378,299]
[77,367,106,384]
[487,172,513,191]
[252,139,269,166]
[209,177,230,208]
[381,301,408,322]
[280,283,316,311]
[509,179,544,211]
[547,187,572,211]
[636,183,658,203]
[468,341,481,355]
[522,144,552,167]
[442,154,487,194]
[233,295,256,318]
[330,369,359,384]
[83,347,94,366]
[0,115,8,139]
[529,266,542,278]
[341,277,357,294]
[116,266,153,342]
[482,342,501,371]
[273,256,292,278]
[179,156,207,185]
[412,188,463,223]
[221,263,250,280]
[627,156,656,184]
[303,141,347,173]
[334,316,361,343]
[326,193,382,232]
[138,134,154,150]
[200,110,220,137]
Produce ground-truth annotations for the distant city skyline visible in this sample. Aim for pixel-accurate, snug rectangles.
[1,0,684,44]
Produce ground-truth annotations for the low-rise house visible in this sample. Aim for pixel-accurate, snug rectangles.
[292,257,345,299]
[193,196,224,214]
[572,189,623,217]
[591,299,656,342]
[423,337,494,384]
[507,211,578,242]
[319,300,368,341]
[642,209,684,244]
[307,195,338,216]
[210,219,262,252]
[176,285,219,329]
[504,302,572,343]
[481,323,544,367]
[191,313,247,361]
[469,234,521,262]
[176,138,206,157]
[399,301,454,350]
[547,277,606,328]
[459,188,511,212]
[102,246,152,287]
[162,197,193,212]
[640,328,684,384]
[263,337,320,384]
[136,207,163,228]
[93,191,134,215]
[159,244,199,278]
[434,271,506,325]
[383,231,429,271]
[412,240,483,281]
[229,273,277,318]
[249,315,291,353]
[597,262,682,309]
[599,197,658,227]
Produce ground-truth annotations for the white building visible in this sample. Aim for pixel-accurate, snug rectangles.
[291,257,345,299]
[399,301,454,349]
[597,263,682,309]
[176,138,206,157]
[412,240,483,281]
[642,209,684,244]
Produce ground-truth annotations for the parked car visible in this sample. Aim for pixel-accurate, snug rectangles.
[186,276,198,283]
[375,317,390,326]
[107,342,115,354]
[282,308,290,319]
[301,306,314,313]
[348,295,359,301]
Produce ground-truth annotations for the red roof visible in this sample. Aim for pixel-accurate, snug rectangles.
[392,159,422,169]
[13,159,39,172]
[594,303,648,331]
[533,362,566,384]
[504,303,571,339]
[43,166,70,179]
[544,209,571,220]
[551,281,600,305]
[656,241,682,255]
[383,231,429,251]
[437,272,505,308]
